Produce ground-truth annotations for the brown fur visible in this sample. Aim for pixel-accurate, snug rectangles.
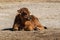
[24,15,45,31]
[13,7,46,31]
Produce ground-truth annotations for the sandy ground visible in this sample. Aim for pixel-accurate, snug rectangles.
[0,0,60,3]
[0,2,60,40]
[1,28,60,40]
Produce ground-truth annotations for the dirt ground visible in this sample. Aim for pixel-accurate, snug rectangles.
[0,28,60,40]
[0,0,60,2]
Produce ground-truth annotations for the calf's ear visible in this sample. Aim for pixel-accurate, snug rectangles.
[17,10,21,13]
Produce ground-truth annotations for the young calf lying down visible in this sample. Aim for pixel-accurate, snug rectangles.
[13,7,47,31]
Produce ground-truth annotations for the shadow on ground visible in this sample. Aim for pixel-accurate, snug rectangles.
[1,26,47,31]
[2,28,13,31]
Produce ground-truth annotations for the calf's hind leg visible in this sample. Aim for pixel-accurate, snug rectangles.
[25,21,34,31]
